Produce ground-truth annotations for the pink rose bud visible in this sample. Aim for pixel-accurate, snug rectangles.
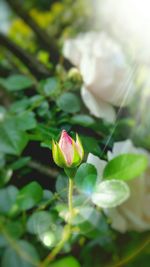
[52,130,84,168]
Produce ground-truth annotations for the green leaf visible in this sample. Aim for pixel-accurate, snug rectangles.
[74,163,97,195]
[27,211,62,248]
[0,168,13,187]
[0,105,6,120]
[103,154,148,181]
[4,220,24,240]
[9,98,30,113]
[57,92,81,113]
[0,75,34,91]
[37,101,49,117]
[27,211,52,235]
[15,112,37,131]
[0,119,28,155]
[16,181,43,211]
[56,174,68,199]
[91,180,130,208]
[43,77,61,98]
[80,136,101,156]
[1,240,39,267]
[29,95,44,108]
[51,256,81,267]
[9,157,31,171]
[0,186,18,214]
[0,235,8,248]
[71,114,95,127]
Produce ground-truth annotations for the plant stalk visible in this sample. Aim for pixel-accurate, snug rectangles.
[39,177,74,267]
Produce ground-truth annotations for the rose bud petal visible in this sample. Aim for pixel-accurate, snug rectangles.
[52,130,84,168]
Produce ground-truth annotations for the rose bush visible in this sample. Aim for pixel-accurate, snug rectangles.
[63,32,135,123]
[87,140,150,232]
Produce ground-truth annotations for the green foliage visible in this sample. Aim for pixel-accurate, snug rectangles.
[0,186,18,214]
[91,180,130,208]
[51,256,81,267]
[103,154,148,181]
[56,92,81,113]
[0,75,34,91]
[2,240,40,267]
[0,0,149,266]
[71,114,95,127]
[27,211,53,235]
[0,118,29,155]
[40,77,61,98]
[16,182,43,211]
[74,163,97,195]
[0,111,36,156]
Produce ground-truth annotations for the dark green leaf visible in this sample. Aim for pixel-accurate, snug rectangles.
[0,119,28,155]
[71,114,95,127]
[1,240,39,267]
[15,112,37,131]
[57,92,81,113]
[81,136,101,156]
[43,77,61,98]
[0,75,34,91]
[9,157,31,171]
[56,174,68,199]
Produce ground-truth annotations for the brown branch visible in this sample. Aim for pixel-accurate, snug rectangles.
[28,160,58,178]
[0,64,12,77]
[0,33,51,79]
[5,0,60,62]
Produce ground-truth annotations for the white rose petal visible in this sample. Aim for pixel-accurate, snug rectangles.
[87,153,107,181]
[63,32,135,122]
[81,86,116,123]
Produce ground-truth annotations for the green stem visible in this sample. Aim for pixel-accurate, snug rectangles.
[39,177,74,267]
[107,236,150,267]
[39,225,71,267]
[68,178,74,224]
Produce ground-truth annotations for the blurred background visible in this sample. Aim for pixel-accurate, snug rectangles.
[0,1,150,267]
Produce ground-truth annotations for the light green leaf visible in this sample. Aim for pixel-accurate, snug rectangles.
[27,211,62,248]
[91,180,130,208]
[0,186,18,214]
[27,211,52,235]
[74,163,97,195]
[103,154,148,181]
[16,181,43,211]
[51,256,81,267]
[0,168,13,187]
[57,92,81,113]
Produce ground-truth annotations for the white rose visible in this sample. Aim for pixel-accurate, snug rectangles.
[63,32,135,123]
[87,140,150,232]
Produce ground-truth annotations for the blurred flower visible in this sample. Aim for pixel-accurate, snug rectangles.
[52,130,84,168]
[87,140,150,232]
[67,67,83,83]
[63,32,135,123]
